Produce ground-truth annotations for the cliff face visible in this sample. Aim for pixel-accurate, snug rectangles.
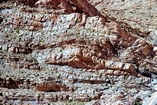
[0,0,157,104]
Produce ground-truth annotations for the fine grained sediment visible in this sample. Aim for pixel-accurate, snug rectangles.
[1,0,157,104]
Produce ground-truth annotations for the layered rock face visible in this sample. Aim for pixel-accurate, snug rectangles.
[1,0,157,104]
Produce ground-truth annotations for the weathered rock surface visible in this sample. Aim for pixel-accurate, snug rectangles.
[1,0,157,104]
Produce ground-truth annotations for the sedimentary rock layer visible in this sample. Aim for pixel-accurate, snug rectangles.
[1,0,157,104]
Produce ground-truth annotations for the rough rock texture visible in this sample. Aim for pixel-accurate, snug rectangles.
[1,0,157,105]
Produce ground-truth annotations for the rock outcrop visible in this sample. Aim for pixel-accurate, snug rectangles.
[1,0,157,104]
